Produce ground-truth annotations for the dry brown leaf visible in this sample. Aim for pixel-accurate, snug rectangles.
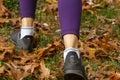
[36,43,57,59]
[0,66,4,73]
[42,3,58,12]
[115,72,120,79]
[85,29,97,41]
[40,59,50,79]
[22,63,39,73]
[0,4,13,17]
[0,18,17,23]
[110,71,120,80]
[0,36,14,60]
[5,62,31,80]
[96,15,115,24]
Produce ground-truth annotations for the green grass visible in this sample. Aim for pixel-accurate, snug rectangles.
[0,77,12,80]
[23,76,34,80]
[39,33,53,47]
[3,0,19,14]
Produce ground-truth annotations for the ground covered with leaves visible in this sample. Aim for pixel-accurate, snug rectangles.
[0,0,120,80]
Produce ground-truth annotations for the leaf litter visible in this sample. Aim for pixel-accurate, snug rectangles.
[0,0,120,80]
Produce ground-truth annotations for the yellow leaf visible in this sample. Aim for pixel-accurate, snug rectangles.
[88,48,96,59]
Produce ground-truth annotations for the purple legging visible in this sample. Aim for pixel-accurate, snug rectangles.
[19,0,82,38]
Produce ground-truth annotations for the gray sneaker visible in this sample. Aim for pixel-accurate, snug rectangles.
[64,51,88,80]
[11,30,33,52]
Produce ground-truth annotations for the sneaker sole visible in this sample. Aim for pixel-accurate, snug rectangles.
[64,70,86,80]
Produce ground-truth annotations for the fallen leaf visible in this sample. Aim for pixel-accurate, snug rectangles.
[0,66,4,73]
[40,59,50,79]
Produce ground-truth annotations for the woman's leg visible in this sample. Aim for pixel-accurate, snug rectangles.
[58,0,82,39]
[58,0,82,49]
[11,0,37,52]
[58,0,82,60]
[19,0,37,39]
[58,0,88,79]
[19,0,37,19]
